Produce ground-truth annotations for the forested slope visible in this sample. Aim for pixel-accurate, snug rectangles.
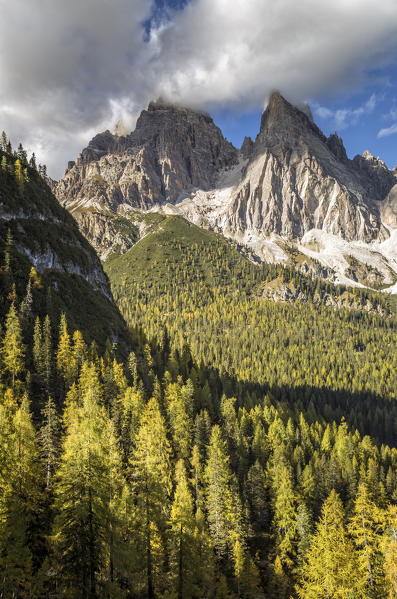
[0,266,396,598]
[0,141,396,598]
[0,142,129,349]
[105,215,397,444]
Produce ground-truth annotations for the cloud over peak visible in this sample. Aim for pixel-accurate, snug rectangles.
[1,0,397,176]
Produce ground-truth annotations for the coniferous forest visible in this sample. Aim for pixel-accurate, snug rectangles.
[0,140,396,599]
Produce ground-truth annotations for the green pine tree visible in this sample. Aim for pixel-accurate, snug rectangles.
[297,490,362,599]
[1,302,25,389]
[130,397,172,599]
[205,425,244,559]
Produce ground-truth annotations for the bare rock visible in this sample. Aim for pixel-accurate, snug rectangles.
[55,92,396,265]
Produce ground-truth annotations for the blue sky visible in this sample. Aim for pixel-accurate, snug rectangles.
[149,0,396,169]
[1,0,396,176]
[213,67,397,169]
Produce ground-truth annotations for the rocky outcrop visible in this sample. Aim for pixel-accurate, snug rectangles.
[223,92,391,243]
[0,165,112,298]
[55,92,397,289]
[381,184,397,229]
[56,101,238,219]
[257,279,386,314]
[0,151,131,348]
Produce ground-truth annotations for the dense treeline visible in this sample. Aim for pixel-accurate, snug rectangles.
[106,216,397,444]
[0,261,396,598]
[1,137,396,597]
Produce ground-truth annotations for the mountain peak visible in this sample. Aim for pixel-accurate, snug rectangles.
[258,91,325,143]
[326,133,348,162]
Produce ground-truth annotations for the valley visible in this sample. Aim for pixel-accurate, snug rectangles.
[0,93,396,598]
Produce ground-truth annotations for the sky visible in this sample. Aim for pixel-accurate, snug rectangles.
[0,0,396,178]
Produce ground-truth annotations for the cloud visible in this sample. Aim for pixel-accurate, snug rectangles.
[313,94,378,129]
[1,0,397,177]
[378,123,397,138]
[0,0,153,177]
[382,104,397,121]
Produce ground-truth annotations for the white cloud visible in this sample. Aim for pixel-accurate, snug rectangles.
[1,0,397,177]
[378,123,397,138]
[313,94,378,129]
[382,105,397,121]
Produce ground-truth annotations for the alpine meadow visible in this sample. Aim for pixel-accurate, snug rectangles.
[1,1,397,598]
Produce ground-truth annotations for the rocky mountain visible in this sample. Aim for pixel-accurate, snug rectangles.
[56,93,397,291]
[56,100,237,257]
[223,93,390,242]
[0,149,129,348]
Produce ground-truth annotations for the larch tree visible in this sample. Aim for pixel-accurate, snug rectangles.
[381,505,397,599]
[130,397,172,599]
[0,302,25,389]
[205,425,244,560]
[0,393,43,598]
[56,314,75,390]
[270,449,298,569]
[72,329,87,378]
[349,483,384,597]
[165,378,194,461]
[170,459,196,599]
[297,489,362,599]
[51,362,125,597]
[14,158,24,189]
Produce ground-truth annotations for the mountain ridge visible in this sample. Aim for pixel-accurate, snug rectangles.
[55,92,397,291]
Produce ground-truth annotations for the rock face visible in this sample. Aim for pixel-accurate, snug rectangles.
[56,100,237,257]
[257,279,386,314]
[223,92,390,242]
[0,168,110,298]
[0,150,130,347]
[381,184,397,229]
[56,93,397,287]
[57,100,237,211]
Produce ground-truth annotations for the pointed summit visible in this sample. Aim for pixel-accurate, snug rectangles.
[326,133,348,162]
[258,91,324,143]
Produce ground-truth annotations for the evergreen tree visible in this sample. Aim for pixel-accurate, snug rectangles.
[33,317,45,382]
[296,503,313,569]
[128,350,138,387]
[1,130,7,151]
[20,278,33,324]
[17,142,27,164]
[0,302,25,389]
[170,459,196,599]
[131,397,172,598]
[42,315,53,395]
[39,396,60,490]
[205,425,244,559]
[29,152,37,170]
[297,490,362,599]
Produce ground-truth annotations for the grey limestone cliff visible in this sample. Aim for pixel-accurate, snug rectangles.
[56,93,396,266]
